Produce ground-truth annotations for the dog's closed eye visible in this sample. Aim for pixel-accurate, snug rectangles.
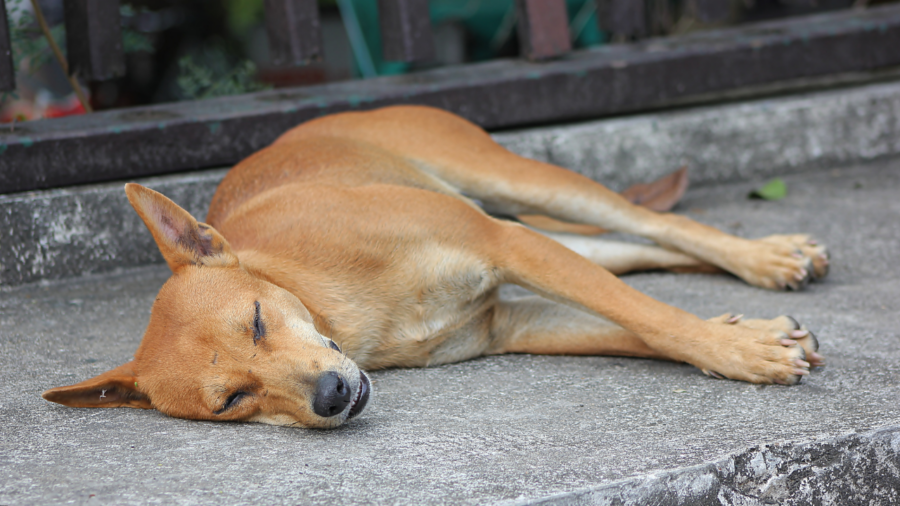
[328,340,341,353]
[215,391,248,415]
[252,301,266,343]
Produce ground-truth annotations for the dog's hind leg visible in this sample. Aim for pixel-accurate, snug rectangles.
[533,230,722,276]
[328,107,827,290]
[433,141,827,290]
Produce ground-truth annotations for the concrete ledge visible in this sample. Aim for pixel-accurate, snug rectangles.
[521,426,900,506]
[0,170,225,286]
[3,79,900,286]
[493,79,900,192]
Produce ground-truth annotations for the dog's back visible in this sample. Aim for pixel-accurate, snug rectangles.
[207,105,490,228]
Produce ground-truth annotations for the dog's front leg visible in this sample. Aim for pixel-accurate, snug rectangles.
[487,222,819,384]
[485,297,822,374]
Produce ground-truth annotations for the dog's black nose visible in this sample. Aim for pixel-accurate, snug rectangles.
[312,372,352,417]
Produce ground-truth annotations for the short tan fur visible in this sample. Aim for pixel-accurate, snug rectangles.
[43,106,828,429]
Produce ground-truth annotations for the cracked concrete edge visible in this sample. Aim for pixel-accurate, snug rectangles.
[509,426,900,506]
[3,79,900,287]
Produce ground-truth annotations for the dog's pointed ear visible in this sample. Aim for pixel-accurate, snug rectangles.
[125,183,238,272]
[42,362,152,409]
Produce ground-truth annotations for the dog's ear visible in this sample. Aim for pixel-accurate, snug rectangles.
[125,183,238,272]
[42,362,152,409]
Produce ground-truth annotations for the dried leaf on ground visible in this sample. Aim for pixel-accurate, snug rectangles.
[620,166,689,212]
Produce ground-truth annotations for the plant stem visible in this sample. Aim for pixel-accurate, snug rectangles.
[29,0,92,113]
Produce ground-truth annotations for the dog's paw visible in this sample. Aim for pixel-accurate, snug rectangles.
[758,234,829,281]
[728,235,829,291]
[696,314,824,384]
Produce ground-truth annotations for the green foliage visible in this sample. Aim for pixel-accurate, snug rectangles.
[749,178,788,201]
[121,29,154,54]
[6,0,63,72]
[176,52,270,101]
[225,0,264,37]
[119,5,155,54]
[5,0,154,76]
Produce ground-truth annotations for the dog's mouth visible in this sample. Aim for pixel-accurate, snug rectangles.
[347,371,370,419]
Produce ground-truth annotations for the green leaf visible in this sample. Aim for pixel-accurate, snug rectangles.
[749,178,787,201]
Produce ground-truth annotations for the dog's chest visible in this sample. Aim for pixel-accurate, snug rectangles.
[406,248,496,335]
[340,245,501,369]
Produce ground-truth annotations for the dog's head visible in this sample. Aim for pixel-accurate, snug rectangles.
[42,184,370,429]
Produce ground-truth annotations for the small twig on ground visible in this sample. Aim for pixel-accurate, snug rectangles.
[29,0,92,113]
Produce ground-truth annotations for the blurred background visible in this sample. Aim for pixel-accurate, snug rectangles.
[2,0,893,122]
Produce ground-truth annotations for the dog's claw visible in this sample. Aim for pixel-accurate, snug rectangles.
[809,351,825,367]
[785,316,801,330]
[726,314,744,324]
[807,331,819,352]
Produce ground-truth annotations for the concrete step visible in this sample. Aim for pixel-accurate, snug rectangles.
[2,159,900,504]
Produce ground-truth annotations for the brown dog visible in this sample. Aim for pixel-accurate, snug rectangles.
[42,106,828,429]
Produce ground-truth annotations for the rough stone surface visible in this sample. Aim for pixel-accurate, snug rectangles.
[3,80,900,286]
[0,170,226,286]
[526,427,900,506]
[1,159,899,504]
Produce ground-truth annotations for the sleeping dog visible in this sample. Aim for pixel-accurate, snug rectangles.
[43,106,827,429]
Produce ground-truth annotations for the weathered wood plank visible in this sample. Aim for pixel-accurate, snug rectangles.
[265,0,322,65]
[0,0,14,92]
[378,0,434,62]
[515,0,572,61]
[64,0,125,81]
[596,0,646,42]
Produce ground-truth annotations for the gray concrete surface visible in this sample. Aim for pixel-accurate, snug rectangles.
[2,158,900,505]
[4,78,900,286]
